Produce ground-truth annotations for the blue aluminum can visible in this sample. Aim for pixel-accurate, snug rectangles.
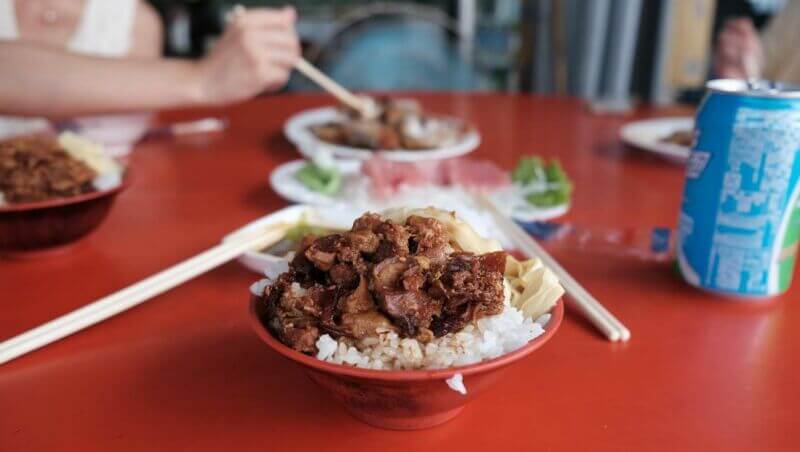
[677,79,800,297]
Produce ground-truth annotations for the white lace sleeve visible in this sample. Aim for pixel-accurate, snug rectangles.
[68,0,137,57]
[0,0,19,40]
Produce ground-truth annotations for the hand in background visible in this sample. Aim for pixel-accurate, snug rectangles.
[714,18,763,80]
[196,7,300,105]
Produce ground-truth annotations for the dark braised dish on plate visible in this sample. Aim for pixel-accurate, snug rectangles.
[309,98,471,151]
[0,133,123,206]
[659,129,693,147]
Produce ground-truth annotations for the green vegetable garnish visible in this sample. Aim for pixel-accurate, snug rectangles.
[525,189,570,206]
[511,156,573,208]
[284,222,334,243]
[295,162,341,195]
[511,156,545,185]
[262,220,338,255]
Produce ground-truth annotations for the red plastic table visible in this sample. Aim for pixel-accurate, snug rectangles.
[1,94,797,451]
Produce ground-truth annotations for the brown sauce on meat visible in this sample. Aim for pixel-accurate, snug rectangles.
[309,97,468,151]
[660,129,693,147]
[0,136,96,204]
[256,213,507,354]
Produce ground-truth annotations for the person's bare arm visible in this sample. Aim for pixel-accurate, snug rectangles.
[0,7,299,118]
[713,18,762,79]
[0,42,200,117]
[129,0,163,59]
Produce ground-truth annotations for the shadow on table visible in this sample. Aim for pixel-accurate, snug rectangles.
[242,181,287,212]
[555,257,685,341]
[129,326,349,428]
[594,140,684,168]
[239,131,300,211]
[562,302,621,342]
[263,131,299,160]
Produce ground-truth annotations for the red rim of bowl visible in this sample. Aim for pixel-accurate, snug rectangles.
[0,172,131,213]
[249,297,564,381]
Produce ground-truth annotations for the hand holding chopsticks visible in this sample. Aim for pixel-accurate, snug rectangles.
[475,194,631,342]
[294,58,377,118]
[0,223,290,365]
[227,5,372,116]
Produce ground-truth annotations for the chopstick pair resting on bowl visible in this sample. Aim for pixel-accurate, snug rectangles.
[0,197,630,365]
[474,194,630,342]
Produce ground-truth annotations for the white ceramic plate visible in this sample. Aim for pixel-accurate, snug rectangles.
[619,117,694,161]
[269,159,362,207]
[283,107,481,161]
[68,113,152,157]
[0,117,52,140]
[223,204,360,275]
[507,202,570,223]
[269,159,569,223]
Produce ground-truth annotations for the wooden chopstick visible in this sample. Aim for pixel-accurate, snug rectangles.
[475,194,631,342]
[0,224,289,365]
[294,58,369,115]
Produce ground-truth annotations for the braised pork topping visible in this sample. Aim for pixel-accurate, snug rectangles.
[258,213,507,354]
[0,137,96,204]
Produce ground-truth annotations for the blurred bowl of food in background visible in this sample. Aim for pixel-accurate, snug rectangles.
[0,133,128,256]
[285,98,481,162]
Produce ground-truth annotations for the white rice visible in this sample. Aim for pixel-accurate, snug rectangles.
[314,298,549,371]
[445,373,467,395]
[251,274,554,371]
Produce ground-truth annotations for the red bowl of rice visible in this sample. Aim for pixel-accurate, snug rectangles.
[249,296,563,430]
[0,176,129,256]
[0,134,129,256]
